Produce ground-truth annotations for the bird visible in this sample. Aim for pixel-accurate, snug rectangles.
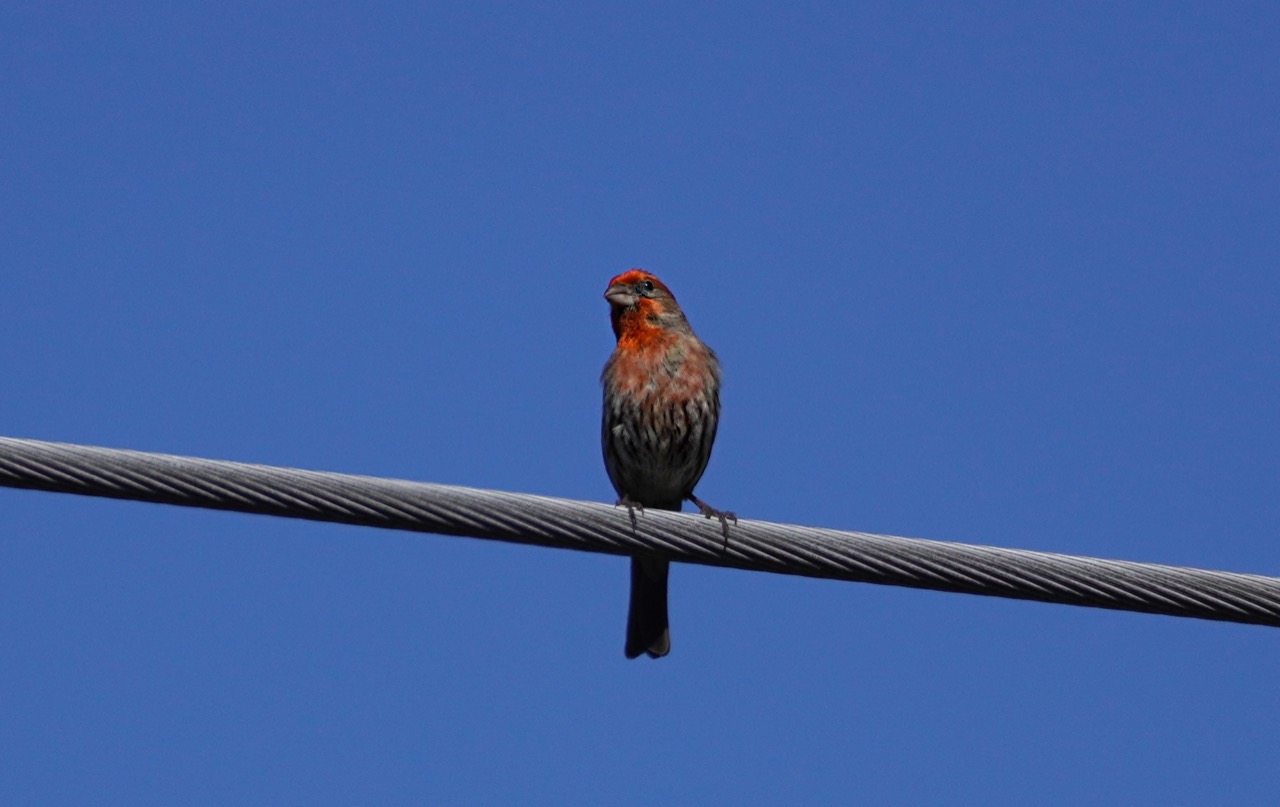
[600,269,734,659]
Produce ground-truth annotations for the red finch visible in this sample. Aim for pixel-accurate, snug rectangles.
[601,269,734,659]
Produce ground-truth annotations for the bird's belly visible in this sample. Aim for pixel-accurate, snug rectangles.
[603,396,707,509]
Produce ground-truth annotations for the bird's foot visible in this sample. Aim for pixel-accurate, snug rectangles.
[615,495,644,529]
[689,494,737,549]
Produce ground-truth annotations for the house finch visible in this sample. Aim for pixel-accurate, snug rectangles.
[601,269,734,659]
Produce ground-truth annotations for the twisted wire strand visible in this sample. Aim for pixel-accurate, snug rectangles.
[2,436,1278,627]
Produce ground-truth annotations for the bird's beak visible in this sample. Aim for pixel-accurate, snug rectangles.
[604,284,637,308]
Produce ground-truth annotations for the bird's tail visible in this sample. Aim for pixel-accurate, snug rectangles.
[625,555,670,659]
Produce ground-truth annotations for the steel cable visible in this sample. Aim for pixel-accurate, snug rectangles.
[1,436,1278,627]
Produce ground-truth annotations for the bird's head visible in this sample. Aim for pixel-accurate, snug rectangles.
[604,270,688,340]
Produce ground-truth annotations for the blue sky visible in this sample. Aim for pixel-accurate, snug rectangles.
[2,2,1278,803]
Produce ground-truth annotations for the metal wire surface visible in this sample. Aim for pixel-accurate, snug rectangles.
[2,436,1278,627]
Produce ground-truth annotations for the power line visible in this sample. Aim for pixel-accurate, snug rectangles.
[1,435,1278,628]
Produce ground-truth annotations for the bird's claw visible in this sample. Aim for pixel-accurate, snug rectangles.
[689,494,736,549]
[615,496,644,529]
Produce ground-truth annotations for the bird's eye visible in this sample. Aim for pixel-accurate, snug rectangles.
[640,280,655,293]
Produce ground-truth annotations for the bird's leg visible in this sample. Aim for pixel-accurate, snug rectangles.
[688,494,737,548]
[615,494,644,529]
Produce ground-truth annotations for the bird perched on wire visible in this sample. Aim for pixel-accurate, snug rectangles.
[601,269,735,659]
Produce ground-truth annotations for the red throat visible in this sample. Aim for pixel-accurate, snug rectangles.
[610,297,668,342]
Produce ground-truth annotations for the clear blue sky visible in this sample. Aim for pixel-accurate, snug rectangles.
[2,3,1277,803]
